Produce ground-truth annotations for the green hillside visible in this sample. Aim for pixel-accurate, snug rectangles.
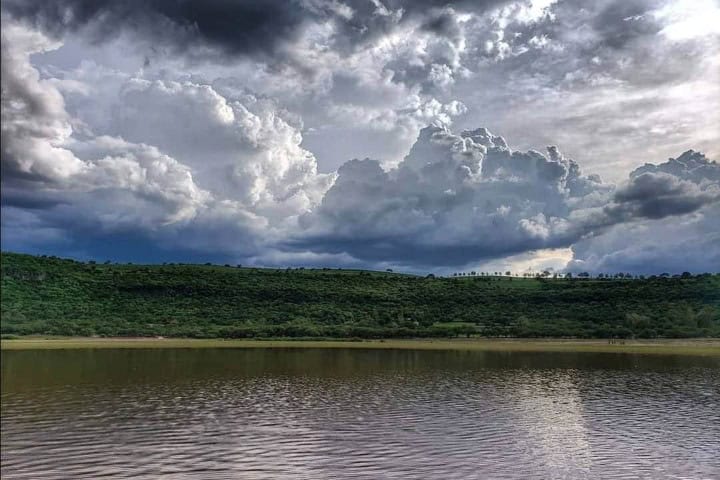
[2,252,719,339]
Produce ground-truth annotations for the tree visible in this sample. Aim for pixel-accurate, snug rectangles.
[695,306,717,329]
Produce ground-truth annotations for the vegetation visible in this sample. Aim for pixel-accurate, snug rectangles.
[2,252,719,339]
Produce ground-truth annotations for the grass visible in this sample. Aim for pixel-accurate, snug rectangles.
[2,337,719,356]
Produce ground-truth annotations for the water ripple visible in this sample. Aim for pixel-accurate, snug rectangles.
[2,349,719,479]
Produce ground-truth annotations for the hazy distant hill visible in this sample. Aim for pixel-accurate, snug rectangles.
[2,253,719,339]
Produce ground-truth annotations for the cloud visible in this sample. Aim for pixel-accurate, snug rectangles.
[0,22,83,182]
[2,9,718,274]
[0,23,250,261]
[567,205,720,274]
[454,0,720,180]
[13,0,716,179]
[293,124,719,269]
[0,20,335,263]
[598,150,720,223]
[107,78,335,219]
[569,152,720,273]
[2,19,338,219]
[2,0,312,61]
[293,124,612,266]
[611,172,717,220]
[1,23,210,228]
[630,149,720,184]
[1,0,509,63]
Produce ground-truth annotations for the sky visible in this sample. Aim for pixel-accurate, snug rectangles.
[1,0,719,274]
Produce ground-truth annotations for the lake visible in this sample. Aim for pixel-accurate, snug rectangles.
[2,348,719,479]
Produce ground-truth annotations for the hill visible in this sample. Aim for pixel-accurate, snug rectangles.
[2,252,719,339]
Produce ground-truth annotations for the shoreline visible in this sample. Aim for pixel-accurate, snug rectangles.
[2,337,720,356]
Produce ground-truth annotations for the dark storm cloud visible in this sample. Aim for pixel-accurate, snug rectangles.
[0,187,68,210]
[1,0,311,59]
[1,0,509,61]
[611,172,717,219]
[591,0,663,49]
[603,150,720,221]
[420,8,464,39]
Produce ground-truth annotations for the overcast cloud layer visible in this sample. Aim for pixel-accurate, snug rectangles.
[1,0,719,274]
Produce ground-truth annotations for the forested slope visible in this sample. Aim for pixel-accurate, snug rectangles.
[2,253,719,338]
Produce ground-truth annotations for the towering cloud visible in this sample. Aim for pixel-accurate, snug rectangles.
[294,125,603,265]
[1,23,208,221]
[1,23,81,182]
[109,78,335,219]
[295,125,718,268]
[1,22,335,254]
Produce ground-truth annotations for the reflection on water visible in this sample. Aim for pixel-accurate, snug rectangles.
[2,349,719,479]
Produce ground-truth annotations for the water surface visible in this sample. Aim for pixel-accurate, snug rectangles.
[2,348,719,479]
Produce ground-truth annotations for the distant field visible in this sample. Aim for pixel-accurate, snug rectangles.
[2,252,719,339]
[3,337,720,356]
